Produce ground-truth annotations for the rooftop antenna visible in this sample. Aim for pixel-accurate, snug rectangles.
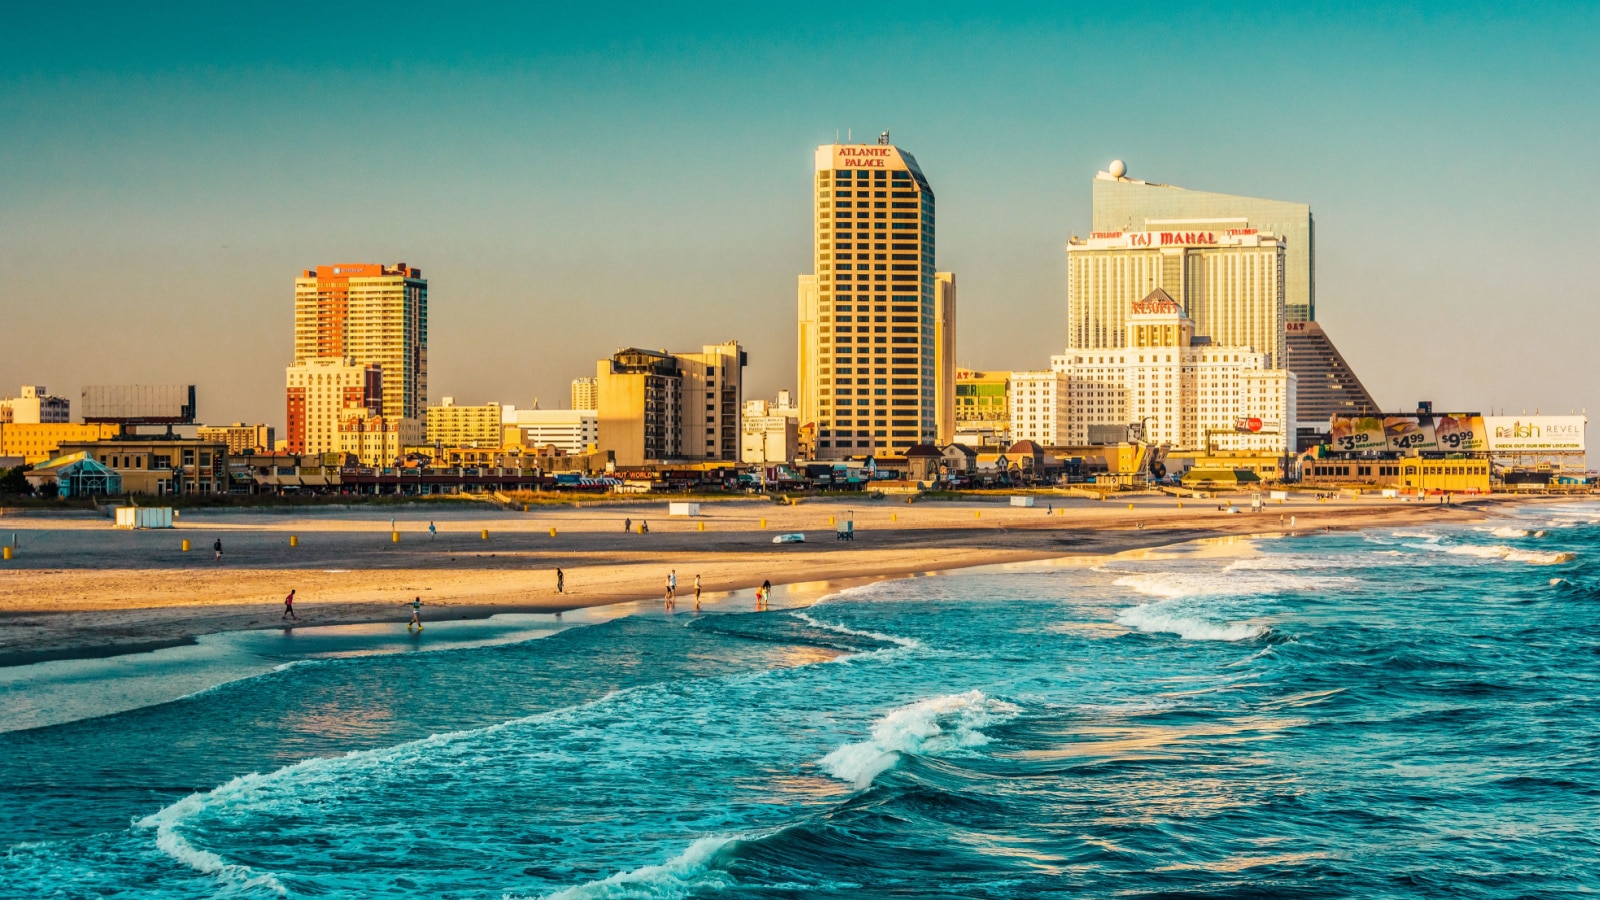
[848,128,852,142]
[879,130,890,145]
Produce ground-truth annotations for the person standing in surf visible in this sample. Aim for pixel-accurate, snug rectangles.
[694,574,702,608]
[759,579,772,609]
[408,596,423,631]
[282,589,298,622]
[666,569,677,608]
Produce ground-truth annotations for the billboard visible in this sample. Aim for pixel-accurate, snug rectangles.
[1433,414,1486,452]
[1484,416,1587,453]
[1329,416,1386,452]
[81,385,196,424]
[1330,413,1487,453]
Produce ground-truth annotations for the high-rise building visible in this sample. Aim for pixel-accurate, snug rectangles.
[1067,228,1287,369]
[570,377,598,411]
[1092,162,1314,322]
[425,399,503,448]
[293,263,428,419]
[285,358,383,455]
[1285,321,1381,441]
[1090,162,1374,446]
[934,273,957,445]
[0,386,70,424]
[596,343,745,466]
[1050,291,1296,453]
[799,136,939,459]
[1009,371,1070,447]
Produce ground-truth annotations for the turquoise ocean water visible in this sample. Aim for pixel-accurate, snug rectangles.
[3,503,1598,898]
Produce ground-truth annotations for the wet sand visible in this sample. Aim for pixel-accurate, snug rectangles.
[0,493,1524,665]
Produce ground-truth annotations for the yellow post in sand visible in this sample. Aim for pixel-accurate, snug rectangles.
[891,513,898,522]
[1128,503,1134,510]
[759,518,767,529]
[975,510,981,519]
[392,531,400,542]
[2,546,11,561]
[481,529,489,540]
[550,527,558,537]
[290,535,298,547]
[828,515,836,526]
[181,539,190,551]
[698,521,705,532]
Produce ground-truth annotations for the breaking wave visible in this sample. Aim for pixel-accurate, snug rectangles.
[530,835,741,900]
[1115,602,1268,642]
[818,691,1021,790]
[1407,542,1575,565]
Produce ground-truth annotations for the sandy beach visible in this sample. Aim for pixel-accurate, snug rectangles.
[0,493,1534,665]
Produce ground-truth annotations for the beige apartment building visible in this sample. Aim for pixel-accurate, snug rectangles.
[425,399,503,448]
[339,415,423,467]
[0,385,70,424]
[596,343,745,467]
[798,137,951,459]
[293,263,428,419]
[1067,228,1287,369]
[570,377,598,411]
[285,357,383,455]
[197,423,275,455]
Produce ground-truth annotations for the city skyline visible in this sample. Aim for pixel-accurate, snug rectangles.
[4,4,1598,431]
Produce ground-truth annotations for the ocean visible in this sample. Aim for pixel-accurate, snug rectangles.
[3,503,1598,898]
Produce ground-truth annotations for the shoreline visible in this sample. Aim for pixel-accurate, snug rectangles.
[0,495,1553,668]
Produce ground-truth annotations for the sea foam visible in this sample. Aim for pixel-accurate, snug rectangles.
[1411,543,1576,565]
[819,690,1021,790]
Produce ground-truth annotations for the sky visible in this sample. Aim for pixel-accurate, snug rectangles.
[3,2,1597,432]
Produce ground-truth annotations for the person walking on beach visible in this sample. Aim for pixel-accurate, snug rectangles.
[213,538,223,563]
[429,521,437,540]
[666,569,677,607]
[641,519,649,534]
[282,589,298,622]
[625,517,632,533]
[408,596,423,631]
[694,574,702,608]
[556,567,565,594]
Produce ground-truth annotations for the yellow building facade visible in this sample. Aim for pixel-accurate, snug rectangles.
[0,423,124,464]
[425,400,503,448]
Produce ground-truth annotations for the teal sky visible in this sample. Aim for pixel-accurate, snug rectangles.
[3,3,1597,431]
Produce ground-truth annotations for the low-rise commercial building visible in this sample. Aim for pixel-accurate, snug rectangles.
[56,437,229,495]
[741,415,800,464]
[0,385,70,424]
[503,409,598,455]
